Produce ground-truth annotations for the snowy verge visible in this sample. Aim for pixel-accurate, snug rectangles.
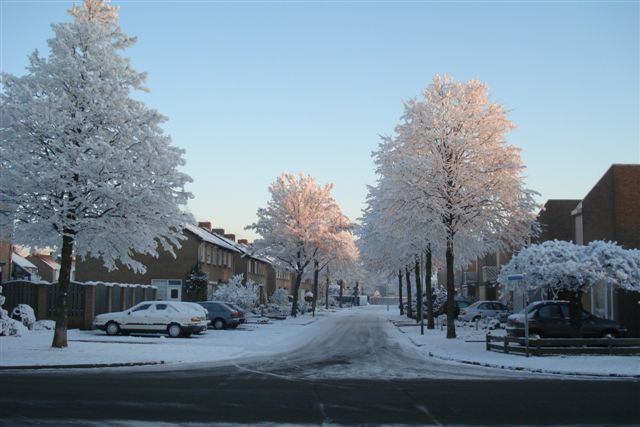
[0,309,349,370]
[379,306,640,378]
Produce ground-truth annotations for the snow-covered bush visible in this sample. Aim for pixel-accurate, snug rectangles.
[33,320,56,331]
[212,274,260,310]
[270,288,289,307]
[0,287,28,337]
[304,291,314,302]
[11,304,36,329]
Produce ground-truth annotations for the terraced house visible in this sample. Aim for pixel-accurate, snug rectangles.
[75,222,241,301]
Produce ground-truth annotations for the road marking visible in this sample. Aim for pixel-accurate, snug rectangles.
[415,404,442,426]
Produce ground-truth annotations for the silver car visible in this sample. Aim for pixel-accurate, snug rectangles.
[459,300,510,322]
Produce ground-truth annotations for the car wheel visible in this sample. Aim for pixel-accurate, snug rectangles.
[167,323,182,338]
[213,319,226,330]
[105,322,120,336]
[601,330,617,339]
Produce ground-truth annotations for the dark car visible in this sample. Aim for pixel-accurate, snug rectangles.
[197,301,243,330]
[507,300,627,338]
[223,302,246,324]
[434,298,473,318]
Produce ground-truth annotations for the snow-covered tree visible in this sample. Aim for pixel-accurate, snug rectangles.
[0,0,192,347]
[185,264,208,301]
[212,274,260,310]
[498,240,640,336]
[371,75,538,338]
[270,288,290,307]
[247,173,352,316]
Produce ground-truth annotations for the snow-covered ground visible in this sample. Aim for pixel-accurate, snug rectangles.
[379,305,640,378]
[0,308,348,369]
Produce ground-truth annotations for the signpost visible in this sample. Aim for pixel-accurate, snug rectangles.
[507,273,529,357]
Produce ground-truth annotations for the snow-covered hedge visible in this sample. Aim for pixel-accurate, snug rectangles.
[11,304,36,329]
[211,274,260,310]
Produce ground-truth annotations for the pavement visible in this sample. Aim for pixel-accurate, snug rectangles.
[2,308,639,425]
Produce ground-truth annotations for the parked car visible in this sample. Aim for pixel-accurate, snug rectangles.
[506,300,627,338]
[224,302,246,324]
[459,300,511,322]
[197,301,243,330]
[435,297,473,318]
[93,301,209,338]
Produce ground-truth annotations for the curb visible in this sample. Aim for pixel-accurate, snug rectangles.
[392,321,640,379]
[0,361,165,370]
[424,351,640,379]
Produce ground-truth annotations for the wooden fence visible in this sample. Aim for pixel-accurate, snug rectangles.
[2,280,156,329]
[486,333,640,356]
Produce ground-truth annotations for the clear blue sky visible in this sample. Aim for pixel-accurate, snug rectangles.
[2,0,638,240]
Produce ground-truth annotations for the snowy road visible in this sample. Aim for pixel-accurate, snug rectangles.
[2,307,639,425]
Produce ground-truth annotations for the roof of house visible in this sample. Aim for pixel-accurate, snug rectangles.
[184,223,241,253]
[11,252,37,270]
[33,254,61,271]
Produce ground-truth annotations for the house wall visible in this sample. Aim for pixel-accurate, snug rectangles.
[580,165,640,336]
[534,199,581,243]
[26,255,58,283]
[0,239,11,284]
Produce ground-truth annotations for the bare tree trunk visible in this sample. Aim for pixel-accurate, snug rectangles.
[446,237,456,339]
[415,257,422,324]
[405,266,413,319]
[338,279,344,308]
[425,248,434,329]
[290,272,303,317]
[569,291,583,338]
[52,232,75,348]
[325,272,330,309]
[398,269,404,315]
[312,260,319,317]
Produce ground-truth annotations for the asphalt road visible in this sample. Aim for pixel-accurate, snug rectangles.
[2,309,639,425]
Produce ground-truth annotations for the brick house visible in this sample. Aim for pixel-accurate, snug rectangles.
[572,164,640,336]
[75,223,241,301]
[534,199,582,243]
[26,252,62,283]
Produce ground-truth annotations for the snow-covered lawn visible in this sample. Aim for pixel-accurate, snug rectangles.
[0,309,345,369]
[380,305,640,378]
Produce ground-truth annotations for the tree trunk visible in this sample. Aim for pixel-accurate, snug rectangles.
[415,257,422,324]
[290,272,303,317]
[325,273,330,309]
[446,237,456,339]
[398,269,404,315]
[569,291,583,338]
[405,267,413,319]
[52,232,75,348]
[338,280,344,308]
[312,260,319,317]
[425,248,434,329]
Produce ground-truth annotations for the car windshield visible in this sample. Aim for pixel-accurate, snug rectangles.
[518,302,542,314]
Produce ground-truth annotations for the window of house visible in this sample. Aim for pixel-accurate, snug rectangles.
[198,245,205,263]
[206,245,212,264]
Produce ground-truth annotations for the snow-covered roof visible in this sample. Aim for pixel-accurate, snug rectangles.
[11,252,37,270]
[32,254,61,271]
[184,224,241,253]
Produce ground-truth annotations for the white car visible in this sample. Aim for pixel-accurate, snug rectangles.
[93,301,209,338]
[458,300,510,322]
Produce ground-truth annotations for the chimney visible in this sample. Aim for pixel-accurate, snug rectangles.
[212,228,225,235]
[224,234,236,242]
[237,239,249,245]
[198,221,212,231]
